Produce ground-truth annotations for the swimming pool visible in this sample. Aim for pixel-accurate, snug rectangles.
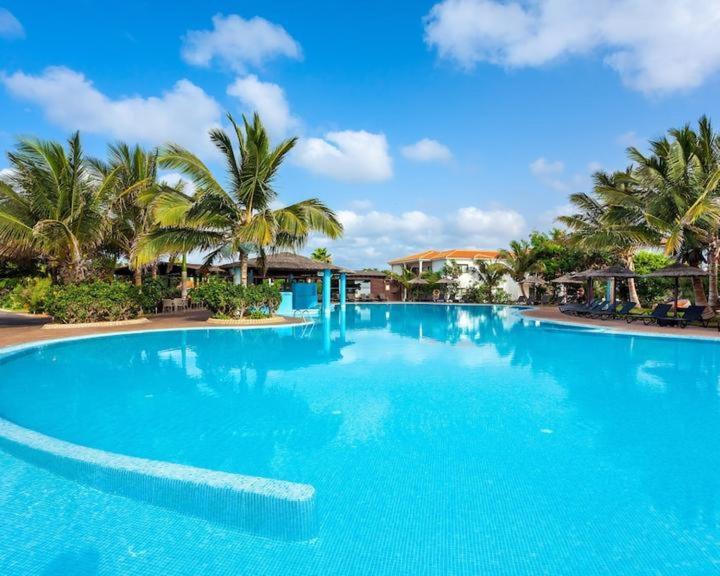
[1,304,719,574]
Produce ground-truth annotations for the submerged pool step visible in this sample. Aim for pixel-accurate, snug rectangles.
[0,418,316,541]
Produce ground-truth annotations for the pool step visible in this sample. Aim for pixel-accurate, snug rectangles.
[0,418,317,541]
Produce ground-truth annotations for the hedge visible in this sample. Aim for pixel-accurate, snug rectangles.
[191,278,281,319]
[43,281,143,324]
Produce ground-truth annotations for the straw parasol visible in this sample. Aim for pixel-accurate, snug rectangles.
[552,273,585,284]
[521,274,546,302]
[408,277,429,285]
[587,265,638,304]
[643,263,708,317]
[434,277,453,285]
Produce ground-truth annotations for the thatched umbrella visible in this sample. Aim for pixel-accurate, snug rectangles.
[552,273,585,284]
[408,277,429,285]
[643,263,708,317]
[587,265,638,304]
[522,274,546,302]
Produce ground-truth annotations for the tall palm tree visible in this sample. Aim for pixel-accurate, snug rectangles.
[559,169,656,305]
[0,132,117,283]
[474,259,509,304]
[311,247,332,263]
[139,113,342,285]
[629,124,720,306]
[497,240,539,299]
[96,143,161,286]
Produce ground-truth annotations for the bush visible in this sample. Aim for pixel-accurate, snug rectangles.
[633,251,674,305]
[0,277,51,312]
[190,278,281,319]
[44,281,142,324]
[463,284,512,304]
[134,278,178,313]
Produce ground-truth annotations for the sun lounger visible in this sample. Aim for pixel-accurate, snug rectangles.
[559,298,600,315]
[626,303,672,325]
[655,305,711,328]
[595,301,635,320]
[575,300,609,317]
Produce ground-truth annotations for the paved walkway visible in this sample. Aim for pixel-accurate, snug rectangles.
[522,306,720,339]
[0,310,305,349]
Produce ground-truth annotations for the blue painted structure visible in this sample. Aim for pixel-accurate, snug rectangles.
[339,272,347,307]
[322,269,332,315]
[277,292,293,316]
[291,283,318,311]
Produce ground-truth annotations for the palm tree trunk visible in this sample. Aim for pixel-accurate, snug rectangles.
[239,251,248,287]
[151,262,158,280]
[623,255,640,305]
[708,239,719,308]
[181,253,188,299]
[133,266,142,287]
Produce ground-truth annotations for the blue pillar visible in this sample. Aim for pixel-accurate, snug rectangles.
[322,269,332,316]
[339,272,347,308]
[232,267,241,285]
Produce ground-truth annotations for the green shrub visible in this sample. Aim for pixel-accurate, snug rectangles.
[44,281,142,324]
[134,278,178,313]
[190,278,281,319]
[633,251,674,305]
[0,277,52,312]
[463,284,512,304]
[0,278,21,309]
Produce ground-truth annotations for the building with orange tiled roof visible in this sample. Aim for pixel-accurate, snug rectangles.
[388,248,520,300]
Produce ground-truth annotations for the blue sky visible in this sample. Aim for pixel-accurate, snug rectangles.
[1,1,720,268]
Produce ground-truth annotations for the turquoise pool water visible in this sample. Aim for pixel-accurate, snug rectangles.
[1,304,720,574]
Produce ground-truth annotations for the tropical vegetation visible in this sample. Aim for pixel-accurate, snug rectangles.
[0,113,342,322]
[191,277,281,319]
[503,115,720,309]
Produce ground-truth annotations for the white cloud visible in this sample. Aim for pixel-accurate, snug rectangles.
[529,157,564,176]
[293,130,393,182]
[453,206,526,244]
[315,205,525,268]
[424,0,720,93]
[587,161,603,173]
[539,202,574,225]
[181,14,301,72]
[617,130,641,148]
[158,172,197,195]
[0,8,23,40]
[227,75,298,138]
[0,167,15,183]
[1,67,222,155]
[349,199,373,210]
[401,138,452,163]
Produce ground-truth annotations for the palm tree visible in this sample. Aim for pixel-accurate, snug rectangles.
[139,113,342,285]
[474,259,509,303]
[629,123,720,306]
[311,247,332,263]
[96,143,161,286]
[0,132,117,283]
[497,240,539,299]
[388,267,417,302]
[558,169,656,305]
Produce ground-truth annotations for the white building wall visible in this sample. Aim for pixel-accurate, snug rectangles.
[390,257,522,300]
